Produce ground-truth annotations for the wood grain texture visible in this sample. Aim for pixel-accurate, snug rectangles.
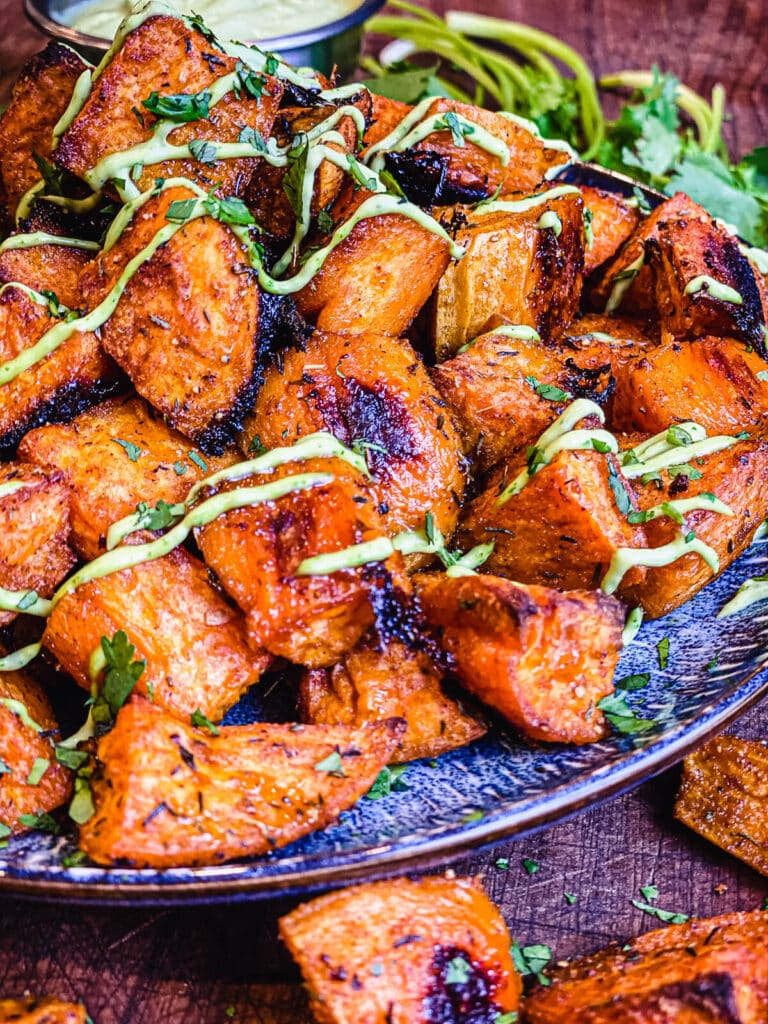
[1,0,768,1020]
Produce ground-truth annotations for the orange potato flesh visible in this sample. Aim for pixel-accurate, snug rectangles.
[19,395,237,561]
[241,331,466,541]
[0,234,91,311]
[416,573,623,744]
[580,185,642,276]
[53,14,283,196]
[43,548,268,723]
[279,876,521,1024]
[0,461,75,627]
[197,457,393,668]
[300,638,486,763]
[0,997,89,1023]
[0,666,72,836]
[79,698,405,867]
[524,910,768,1023]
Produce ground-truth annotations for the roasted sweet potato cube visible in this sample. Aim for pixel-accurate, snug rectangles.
[431,329,615,472]
[362,93,412,149]
[279,876,521,1024]
[0,284,116,454]
[620,441,768,618]
[241,331,466,540]
[675,736,768,876]
[0,42,88,217]
[295,183,453,336]
[0,996,89,1023]
[0,229,91,311]
[197,457,394,668]
[78,698,405,867]
[300,637,485,763]
[431,190,585,359]
[78,186,260,453]
[524,909,768,1023]
[0,461,75,626]
[580,185,643,276]
[43,548,267,722]
[20,395,236,561]
[459,449,646,593]
[0,666,72,836]
[54,14,283,196]
[415,573,623,744]
[611,336,768,438]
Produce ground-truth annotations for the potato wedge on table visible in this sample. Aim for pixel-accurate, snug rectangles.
[579,185,642,276]
[279,876,521,1024]
[242,330,466,541]
[79,698,404,867]
[415,573,624,744]
[300,637,485,763]
[0,461,75,626]
[19,395,236,561]
[54,14,283,197]
[524,909,768,1023]
[43,548,268,723]
[0,996,89,1024]
[675,736,768,876]
[431,189,585,359]
[0,665,72,837]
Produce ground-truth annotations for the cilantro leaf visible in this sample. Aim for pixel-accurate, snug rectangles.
[94,631,146,721]
[191,708,220,735]
[142,89,211,123]
[608,460,633,516]
[189,139,217,165]
[283,141,310,217]
[631,898,689,924]
[111,437,142,462]
[362,63,442,104]
[598,691,656,734]
[366,764,409,800]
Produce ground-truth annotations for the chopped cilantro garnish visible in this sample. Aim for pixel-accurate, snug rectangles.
[189,139,217,165]
[18,812,60,834]
[564,892,577,905]
[191,708,220,735]
[366,764,409,800]
[25,758,49,786]
[657,637,670,670]
[314,750,345,776]
[614,672,650,691]
[142,88,211,123]
[598,691,656,735]
[188,451,208,472]
[631,898,689,924]
[640,883,659,901]
[523,375,572,403]
[510,942,552,985]
[522,857,540,875]
[445,955,472,985]
[607,461,633,516]
[173,461,188,476]
[495,857,510,870]
[111,437,142,462]
[91,631,146,730]
[461,809,484,823]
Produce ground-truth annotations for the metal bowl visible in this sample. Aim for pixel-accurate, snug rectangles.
[23,0,385,75]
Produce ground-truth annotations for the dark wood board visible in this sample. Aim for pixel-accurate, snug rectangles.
[1,0,767,1020]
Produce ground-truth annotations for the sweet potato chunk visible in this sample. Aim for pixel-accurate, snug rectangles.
[295,184,453,336]
[19,395,236,560]
[0,284,116,454]
[0,666,72,836]
[78,186,260,453]
[416,573,623,744]
[79,698,405,867]
[300,637,485,763]
[580,185,642,276]
[431,190,585,359]
[242,331,466,540]
[675,736,768,876]
[611,336,768,437]
[524,910,768,1023]
[0,461,75,627]
[280,876,521,1024]
[0,42,88,217]
[43,548,267,722]
[431,329,615,472]
[621,441,768,618]
[0,232,91,311]
[54,14,283,196]
[0,996,89,1024]
[197,457,393,668]
[459,449,646,593]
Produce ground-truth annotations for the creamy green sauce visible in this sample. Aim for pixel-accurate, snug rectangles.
[605,252,644,313]
[719,573,768,617]
[601,531,720,596]
[0,697,44,732]
[474,184,580,217]
[537,210,562,236]
[683,274,743,305]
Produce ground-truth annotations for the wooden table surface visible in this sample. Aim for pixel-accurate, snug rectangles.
[1,1,768,1021]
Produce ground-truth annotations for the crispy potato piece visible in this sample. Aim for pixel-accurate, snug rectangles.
[611,336,768,437]
[79,698,405,867]
[458,449,646,593]
[431,329,615,472]
[279,876,521,1024]
[675,736,768,876]
[0,996,88,1023]
[197,457,393,667]
[0,284,117,454]
[0,233,91,311]
[78,186,260,453]
[580,185,642,276]
[524,909,768,1023]
[0,461,75,627]
[431,191,585,359]
[0,42,88,217]
[54,15,283,196]
[416,573,623,743]
[558,312,660,369]
[300,637,485,763]
[242,331,466,540]
[295,183,453,336]
[0,666,72,836]
[19,395,236,561]
[43,548,268,722]
[362,93,412,149]
[620,441,768,618]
